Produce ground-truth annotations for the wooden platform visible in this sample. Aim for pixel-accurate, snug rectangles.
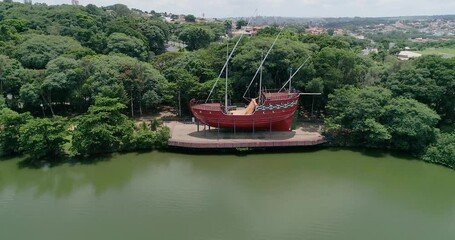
[166,121,326,149]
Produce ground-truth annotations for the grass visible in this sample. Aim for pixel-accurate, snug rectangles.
[415,47,455,58]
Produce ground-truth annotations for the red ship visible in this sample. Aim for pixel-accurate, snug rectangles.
[190,24,313,131]
[190,91,300,131]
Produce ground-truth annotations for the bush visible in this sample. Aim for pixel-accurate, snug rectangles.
[19,117,68,161]
[423,132,455,168]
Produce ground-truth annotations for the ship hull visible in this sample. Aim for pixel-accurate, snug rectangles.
[190,92,300,131]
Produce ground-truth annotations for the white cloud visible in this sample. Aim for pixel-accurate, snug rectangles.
[36,0,455,18]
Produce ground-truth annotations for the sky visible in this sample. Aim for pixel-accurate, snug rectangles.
[39,0,455,18]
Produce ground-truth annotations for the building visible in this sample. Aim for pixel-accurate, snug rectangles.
[397,51,422,60]
[361,48,379,56]
[306,27,326,35]
[334,28,347,36]
[71,0,79,5]
[178,15,186,23]
[162,16,173,23]
[231,26,264,37]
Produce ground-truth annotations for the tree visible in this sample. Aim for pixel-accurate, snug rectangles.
[40,57,83,116]
[86,33,108,54]
[0,55,23,100]
[151,52,185,71]
[299,34,353,50]
[107,32,148,61]
[0,108,31,155]
[155,126,170,148]
[414,55,455,122]
[81,55,169,116]
[19,117,68,161]
[163,67,201,114]
[178,27,214,51]
[0,95,5,109]
[385,68,443,106]
[131,119,169,151]
[117,61,169,116]
[105,18,146,43]
[19,82,42,111]
[14,34,86,69]
[236,19,247,29]
[232,37,313,97]
[184,14,196,22]
[382,97,440,154]
[142,90,161,111]
[0,19,29,42]
[139,23,166,55]
[326,86,440,154]
[72,97,134,157]
[106,4,131,17]
[131,122,156,151]
[305,78,324,93]
[423,132,455,168]
[182,53,216,82]
[325,86,392,147]
[150,118,161,131]
[224,20,232,33]
[255,26,277,36]
[313,47,370,104]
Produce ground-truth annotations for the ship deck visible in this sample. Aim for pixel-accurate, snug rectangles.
[165,121,326,149]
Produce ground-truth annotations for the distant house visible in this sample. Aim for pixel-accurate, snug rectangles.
[350,34,365,40]
[397,51,422,60]
[334,28,347,36]
[231,26,264,37]
[178,15,186,23]
[162,17,173,23]
[412,38,430,43]
[361,48,379,56]
[306,27,326,35]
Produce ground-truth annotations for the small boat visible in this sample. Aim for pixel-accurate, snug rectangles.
[190,23,312,131]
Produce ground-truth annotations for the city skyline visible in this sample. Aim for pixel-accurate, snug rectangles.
[30,0,455,18]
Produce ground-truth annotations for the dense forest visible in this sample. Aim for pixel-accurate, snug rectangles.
[0,2,454,168]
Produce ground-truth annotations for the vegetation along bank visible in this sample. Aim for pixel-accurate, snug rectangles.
[0,2,454,168]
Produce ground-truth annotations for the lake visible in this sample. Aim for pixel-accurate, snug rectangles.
[1,149,455,240]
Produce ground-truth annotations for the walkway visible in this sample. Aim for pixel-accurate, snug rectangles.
[166,121,326,149]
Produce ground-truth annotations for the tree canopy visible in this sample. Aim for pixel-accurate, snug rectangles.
[107,32,148,61]
[179,27,214,51]
[0,108,31,155]
[72,97,134,157]
[19,117,68,161]
[423,132,455,169]
[325,86,440,155]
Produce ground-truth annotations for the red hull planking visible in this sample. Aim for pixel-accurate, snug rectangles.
[190,92,300,131]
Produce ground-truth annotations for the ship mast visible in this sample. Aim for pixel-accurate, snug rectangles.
[205,11,257,103]
[225,41,229,112]
[279,56,311,93]
[258,52,263,103]
[289,68,292,94]
[243,25,285,101]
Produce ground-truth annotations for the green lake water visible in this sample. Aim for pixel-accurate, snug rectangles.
[1,149,455,240]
